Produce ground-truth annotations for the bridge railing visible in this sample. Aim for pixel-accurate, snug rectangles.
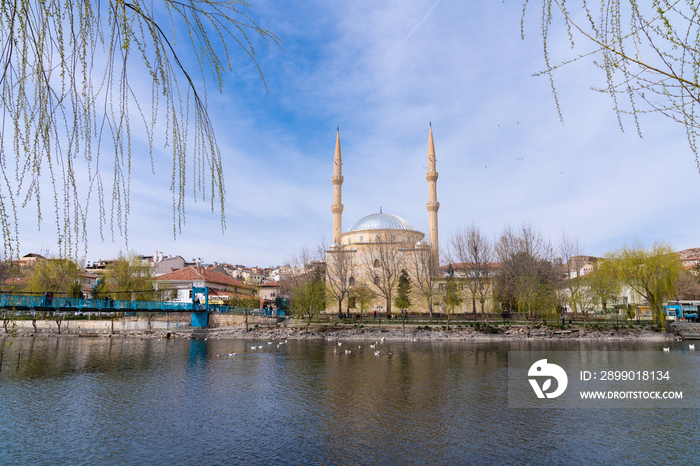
[0,294,195,312]
[0,294,285,316]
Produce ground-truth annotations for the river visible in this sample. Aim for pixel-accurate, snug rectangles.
[0,336,697,465]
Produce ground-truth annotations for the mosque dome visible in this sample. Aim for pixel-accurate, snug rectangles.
[347,213,418,232]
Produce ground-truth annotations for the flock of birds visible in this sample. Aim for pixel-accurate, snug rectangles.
[329,336,417,357]
[663,344,694,352]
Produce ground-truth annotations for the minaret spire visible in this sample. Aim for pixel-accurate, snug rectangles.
[332,128,344,245]
[426,125,440,270]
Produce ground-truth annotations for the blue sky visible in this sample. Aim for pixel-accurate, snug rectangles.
[16,0,700,266]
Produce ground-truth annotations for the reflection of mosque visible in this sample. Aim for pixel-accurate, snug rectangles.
[327,126,440,313]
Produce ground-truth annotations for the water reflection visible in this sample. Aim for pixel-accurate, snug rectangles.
[0,336,698,465]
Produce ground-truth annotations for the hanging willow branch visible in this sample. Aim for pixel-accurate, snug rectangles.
[523,0,700,169]
[0,0,281,258]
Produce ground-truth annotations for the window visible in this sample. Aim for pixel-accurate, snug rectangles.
[392,234,396,241]
[408,235,412,242]
[360,235,363,242]
[375,234,379,242]
[374,259,380,268]
[349,277,355,286]
[374,276,380,285]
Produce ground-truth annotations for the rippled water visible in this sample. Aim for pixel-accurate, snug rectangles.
[0,336,697,465]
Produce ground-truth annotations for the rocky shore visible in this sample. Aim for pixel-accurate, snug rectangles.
[9,324,675,341]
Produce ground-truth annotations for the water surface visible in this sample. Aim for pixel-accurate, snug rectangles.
[0,336,695,465]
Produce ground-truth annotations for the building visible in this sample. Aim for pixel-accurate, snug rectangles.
[326,126,440,315]
[154,265,258,306]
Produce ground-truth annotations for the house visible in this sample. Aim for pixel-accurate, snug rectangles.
[258,281,281,307]
[154,265,259,306]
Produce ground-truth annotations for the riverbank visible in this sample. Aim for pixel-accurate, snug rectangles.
[6,323,676,341]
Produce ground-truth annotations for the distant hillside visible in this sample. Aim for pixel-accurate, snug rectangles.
[678,248,700,258]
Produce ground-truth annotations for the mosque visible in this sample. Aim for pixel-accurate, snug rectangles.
[326,126,440,315]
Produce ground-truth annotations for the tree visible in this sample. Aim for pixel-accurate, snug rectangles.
[441,264,463,331]
[410,242,440,318]
[394,269,412,334]
[449,224,494,314]
[494,225,561,318]
[284,244,326,332]
[524,0,700,168]
[363,233,405,318]
[352,283,375,322]
[326,246,355,317]
[676,270,700,300]
[603,241,683,325]
[26,257,82,296]
[559,234,593,315]
[0,0,281,257]
[103,253,156,301]
[588,261,621,314]
[290,268,326,333]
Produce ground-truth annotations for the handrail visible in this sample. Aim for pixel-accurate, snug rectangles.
[0,294,284,316]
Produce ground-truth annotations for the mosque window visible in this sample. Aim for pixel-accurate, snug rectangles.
[375,235,379,242]
[408,235,411,242]
[349,277,355,286]
[374,276,380,285]
[374,259,380,268]
[392,234,396,241]
[360,235,363,242]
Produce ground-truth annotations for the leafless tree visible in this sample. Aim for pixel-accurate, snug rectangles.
[494,225,562,318]
[449,224,495,314]
[559,233,592,315]
[675,271,700,300]
[281,243,327,330]
[326,246,355,317]
[363,233,405,318]
[410,243,440,318]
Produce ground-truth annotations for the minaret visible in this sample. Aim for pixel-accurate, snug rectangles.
[426,124,440,269]
[332,128,344,245]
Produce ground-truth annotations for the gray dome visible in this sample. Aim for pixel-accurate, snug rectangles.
[347,213,417,232]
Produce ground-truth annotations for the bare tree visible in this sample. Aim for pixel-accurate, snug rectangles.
[326,246,355,317]
[559,233,591,315]
[410,242,440,318]
[676,271,700,300]
[494,225,561,319]
[363,233,405,318]
[449,224,495,314]
[283,243,327,331]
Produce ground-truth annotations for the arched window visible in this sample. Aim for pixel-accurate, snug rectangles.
[392,234,396,241]
[408,235,412,242]
[374,259,380,268]
[374,276,380,285]
[375,234,379,242]
[360,235,363,242]
[349,277,355,286]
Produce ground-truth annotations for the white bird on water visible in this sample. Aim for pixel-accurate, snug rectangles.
[663,347,670,352]
[258,345,263,349]
[251,346,256,350]
[338,342,342,347]
[690,344,696,350]
[369,344,375,349]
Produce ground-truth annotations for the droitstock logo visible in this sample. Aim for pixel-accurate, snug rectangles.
[528,359,568,399]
